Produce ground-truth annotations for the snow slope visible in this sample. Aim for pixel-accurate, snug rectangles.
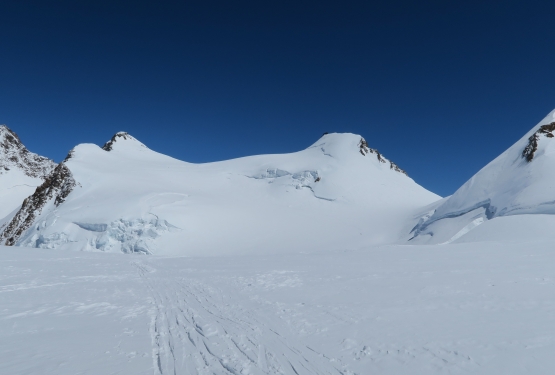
[410,109,555,244]
[1,132,439,255]
[0,125,56,219]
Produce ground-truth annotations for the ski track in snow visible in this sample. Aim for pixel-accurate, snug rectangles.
[5,244,555,374]
[133,260,346,375]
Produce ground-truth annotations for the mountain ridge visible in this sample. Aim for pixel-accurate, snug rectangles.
[409,108,555,244]
[0,125,58,219]
[0,130,438,254]
[6,106,555,253]
[0,125,56,178]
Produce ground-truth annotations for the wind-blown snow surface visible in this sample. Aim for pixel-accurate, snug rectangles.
[11,132,438,255]
[3,241,555,375]
[410,109,555,244]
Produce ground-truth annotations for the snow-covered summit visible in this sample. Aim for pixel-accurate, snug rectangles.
[0,125,56,178]
[102,131,148,152]
[1,131,439,254]
[307,132,407,175]
[410,108,555,244]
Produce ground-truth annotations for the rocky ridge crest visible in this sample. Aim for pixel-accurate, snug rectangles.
[0,125,56,178]
[102,132,142,151]
[522,122,555,162]
[0,161,76,246]
[358,138,407,175]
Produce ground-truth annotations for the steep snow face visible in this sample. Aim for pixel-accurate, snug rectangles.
[0,125,57,219]
[410,109,555,244]
[5,131,439,255]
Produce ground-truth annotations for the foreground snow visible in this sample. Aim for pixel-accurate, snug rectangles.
[2,236,555,374]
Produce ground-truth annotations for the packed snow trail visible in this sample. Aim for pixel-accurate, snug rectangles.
[132,260,346,375]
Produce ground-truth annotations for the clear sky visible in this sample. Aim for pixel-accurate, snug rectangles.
[1,0,555,197]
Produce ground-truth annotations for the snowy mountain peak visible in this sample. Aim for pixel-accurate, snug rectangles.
[0,124,17,138]
[0,128,439,253]
[102,132,147,152]
[0,124,56,178]
[308,133,407,175]
[409,107,555,244]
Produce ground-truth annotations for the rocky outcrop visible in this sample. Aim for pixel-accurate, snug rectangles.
[63,148,75,162]
[358,137,385,162]
[522,122,555,162]
[0,162,76,246]
[389,161,407,175]
[102,132,132,151]
[0,125,56,178]
[358,138,407,175]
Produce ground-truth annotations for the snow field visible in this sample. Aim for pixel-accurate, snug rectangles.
[3,239,555,374]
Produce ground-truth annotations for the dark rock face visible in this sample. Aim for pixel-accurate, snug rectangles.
[523,122,555,162]
[523,134,539,162]
[389,161,407,175]
[102,132,132,151]
[358,137,385,162]
[358,138,408,176]
[0,125,56,178]
[0,163,76,246]
[63,148,76,162]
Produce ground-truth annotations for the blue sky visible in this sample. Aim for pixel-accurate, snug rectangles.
[1,0,555,196]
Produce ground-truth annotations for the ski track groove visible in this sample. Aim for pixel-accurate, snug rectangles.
[132,261,350,375]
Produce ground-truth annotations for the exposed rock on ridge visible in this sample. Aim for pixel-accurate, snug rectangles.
[0,162,76,246]
[523,122,555,162]
[359,137,385,162]
[358,137,407,175]
[389,160,407,175]
[0,125,56,178]
[102,132,138,151]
